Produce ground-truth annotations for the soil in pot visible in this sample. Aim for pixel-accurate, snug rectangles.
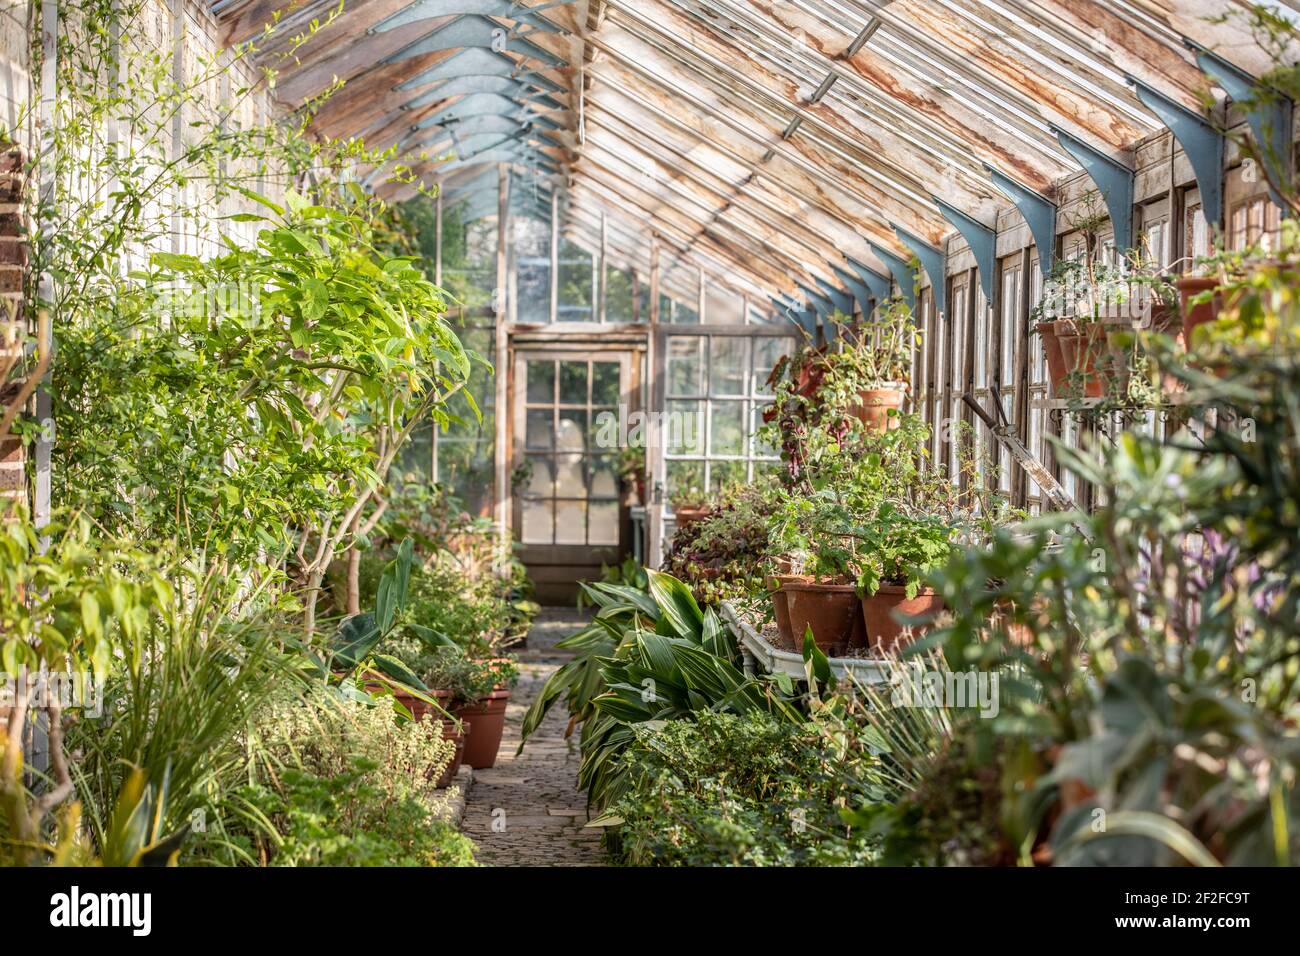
[860,584,943,653]
[782,579,865,657]
[453,688,510,769]
[673,505,712,532]
[849,384,906,433]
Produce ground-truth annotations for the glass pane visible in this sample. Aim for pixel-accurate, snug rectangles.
[705,284,745,324]
[752,337,789,395]
[710,337,747,395]
[752,404,777,457]
[554,453,586,497]
[521,499,553,544]
[666,460,704,503]
[525,409,553,450]
[591,408,620,454]
[514,213,551,325]
[666,400,704,456]
[589,501,619,545]
[526,361,554,403]
[524,455,553,498]
[557,238,594,321]
[559,361,588,405]
[558,410,587,454]
[555,500,586,543]
[605,266,635,323]
[709,460,746,492]
[589,456,619,498]
[667,337,703,396]
[710,401,745,455]
[592,361,620,406]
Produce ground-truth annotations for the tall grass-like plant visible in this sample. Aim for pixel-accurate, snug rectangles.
[66,559,301,865]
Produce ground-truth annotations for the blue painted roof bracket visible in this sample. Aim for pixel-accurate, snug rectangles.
[796,282,836,320]
[771,298,819,340]
[830,264,875,318]
[395,49,564,93]
[1049,126,1135,252]
[845,256,894,305]
[864,242,918,314]
[1184,39,1293,214]
[406,78,568,112]
[934,199,996,304]
[982,165,1056,277]
[812,277,855,317]
[372,0,571,35]
[889,225,946,319]
[1125,75,1225,228]
[384,15,566,68]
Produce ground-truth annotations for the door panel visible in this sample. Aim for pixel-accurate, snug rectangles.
[513,350,631,603]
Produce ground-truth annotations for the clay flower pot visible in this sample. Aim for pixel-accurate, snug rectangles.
[860,584,943,653]
[1039,321,1069,398]
[672,504,712,532]
[850,383,906,433]
[782,579,865,657]
[770,573,811,648]
[453,688,511,769]
[435,717,468,788]
[1054,320,1106,397]
[1176,275,1222,349]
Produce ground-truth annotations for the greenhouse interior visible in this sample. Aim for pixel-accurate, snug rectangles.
[0,0,1298,887]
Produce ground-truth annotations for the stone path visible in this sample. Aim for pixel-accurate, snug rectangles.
[461,608,608,866]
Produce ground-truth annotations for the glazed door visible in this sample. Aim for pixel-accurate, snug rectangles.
[512,350,632,604]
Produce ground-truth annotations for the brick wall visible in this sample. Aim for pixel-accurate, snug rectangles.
[0,143,27,513]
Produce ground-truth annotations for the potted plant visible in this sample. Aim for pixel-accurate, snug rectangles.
[669,484,712,531]
[617,444,646,504]
[853,506,954,652]
[420,646,520,770]
[822,301,918,432]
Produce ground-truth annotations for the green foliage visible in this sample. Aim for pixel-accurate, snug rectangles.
[607,711,882,866]
[202,689,473,867]
[521,570,801,813]
[665,479,783,604]
[54,191,473,563]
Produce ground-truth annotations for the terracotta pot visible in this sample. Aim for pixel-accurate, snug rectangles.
[435,716,468,788]
[849,384,906,433]
[673,504,712,532]
[453,688,510,769]
[1039,322,1069,398]
[782,579,864,657]
[860,584,943,653]
[770,573,810,649]
[1054,320,1106,397]
[1176,275,1222,350]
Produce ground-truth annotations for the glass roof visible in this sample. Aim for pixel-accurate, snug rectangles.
[214,0,1280,299]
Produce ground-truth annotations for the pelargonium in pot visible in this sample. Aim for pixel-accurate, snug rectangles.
[851,505,956,654]
[819,299,919,432]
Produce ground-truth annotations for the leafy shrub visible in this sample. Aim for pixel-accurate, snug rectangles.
[196,690,474,867]
[608,711,881,866]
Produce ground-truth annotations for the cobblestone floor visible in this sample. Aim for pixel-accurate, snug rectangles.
[461,608,608,866]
